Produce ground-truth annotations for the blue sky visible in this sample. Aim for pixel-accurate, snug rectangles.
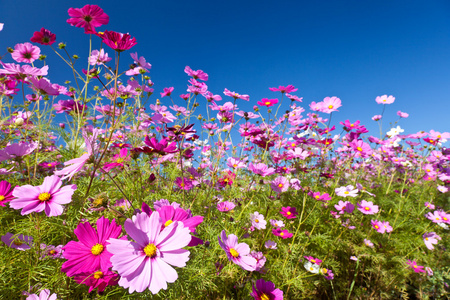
[1,0,450,137]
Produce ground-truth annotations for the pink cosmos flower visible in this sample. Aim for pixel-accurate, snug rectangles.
[397,111,409,118]
[406,260,426,273]
[126,52,152,75]
[0,141,38,162]
[0,180,15,206]
[61,217,122,277]
[223,88,250,101]
[334,200,355,214]
[10,175,76,217]
[357,200,379,215]
[309,191,332,202]
[270,219,285,228]
[0,63,48,77]
[67,4,109,33]
[30,28,56,45]
[248,162,275,177]
[335,185,359,198]
[73,268,119,293]
[269,85,297,94]
[250,251,266,272]
[321,268,334,280]
[218,230,257,271]
[251,279,284,300]
[54,129,99,180]
[304,256,323,265]
[217,201,236,212]
[11,42,40,64]
[375,95,395,104]
[160,87,174,98]
[185,66,209,81]
[372,115,382,121]
[271,176,289,193]
[1,233,33,251]
[424,202,435,210]
[371,219,384,233]
[40,244,64,259]
[280,206,298,219]
[422,232,441,250]
[101,30,137,52]
[175,177,194,190]
[107,211,191,294]
[320,96,342,113]
[364,239,374,248]
[272,228,293,239]
[265,240,277,249]
[29,77,59,96]
[89,49,111,65]
[425,211,443,223]
[250,212,267,230]
[257,98,279,107]
[26,289,58,300]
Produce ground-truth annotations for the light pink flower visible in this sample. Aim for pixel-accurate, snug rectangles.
[250,212,267,230]
[375,95,395,104]
[11,42,41,63]
[10,175,77,217]
[423,232,441,250]
[0,141,38,162]
[335,185,359,198]
[218,230,257,271]
[357,200,379,215]
[26,289,58,300]
[107,211,191,294]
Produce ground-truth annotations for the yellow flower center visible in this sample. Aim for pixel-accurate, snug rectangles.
[357,147,363,151]
[374,225,379,229]
[233,164,237,167]
[91,244,104,255]
[278,183,283,188]
[144,243,157,258]
[164,220,173,227]
[280,232,284,236]
[255,219,260,223]
[322,268,328,274]
[315,195,320,199]
[0,195,5,201]
[287,211,291,215]
[328,105,333,109]
[38,192,51,202]
[425,238,429,241]
[229,248,239,258]
[261,294,270,300]
[94,271,103,279]
[344,191,349,194]
[265,101,271,105]
[365,207,370,211]
[49,250,57,255]
[47,163,53,167]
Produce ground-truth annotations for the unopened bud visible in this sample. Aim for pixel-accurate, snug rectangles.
[14,117,24,126]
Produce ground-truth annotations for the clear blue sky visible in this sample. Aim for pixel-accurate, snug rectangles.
[1,0,450,137]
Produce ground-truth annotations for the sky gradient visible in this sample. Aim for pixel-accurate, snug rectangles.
[1,0,450,137]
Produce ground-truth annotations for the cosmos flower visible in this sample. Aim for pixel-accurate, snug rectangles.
[335,185,359,198]
[26,289,58,300]
[357,200,379,215]
[250,212,267,230]
[257,98,279,107]
[321,268,334,280]
[272,228,293,239]
[271,176,289,193]
[265,240,277,249]
[107,211,191,294]
[280,206,298,219]
[0,180,15,206]
[184,66,209,81]
[67,4,109,33]
[88,49,111,65]
[10,175,76,217]
[30,28,56,45]
[217,201,236,212]
[0,141,39,162]
[304,261,320,274]
[375,95,395,104]
[422,232,441,250]
[218,230,257,271]
[250,279,284,300]
[101,30,137,52]
[1,233,33,251]
[223,88,250,101]
[40,244,64,259]
[364,239,374,248]
[269,85,297,94]
[406,260,426,273]
[11,42,40,64]
[61,217,122,277]
[73,268,119,293]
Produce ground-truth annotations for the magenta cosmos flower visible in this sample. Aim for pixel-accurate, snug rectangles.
[251,279,284,300]
[30,28,56,45]
[1,232,33,250]
[280,206,298,219]
[107,211,191,294]
[11,42,40,64]
[10,175,76,217]
[0,141,38,162]
[272,228,293,239]
[0,180,14,206]
[101,30,137,52]
[271,176,289,193]
[73,268,119,293]
[67,4,109,33]
[257,98,279,107]
[357,200,379,215]
[185,66,209,81]
[61,217,122,277]
[218,230,257,271]
[406,260,426,273]
[217,201,236,212]
[269,84,297,94]
[26,289,58,300]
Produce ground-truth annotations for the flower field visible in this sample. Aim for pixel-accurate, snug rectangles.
[0,4,449,299]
